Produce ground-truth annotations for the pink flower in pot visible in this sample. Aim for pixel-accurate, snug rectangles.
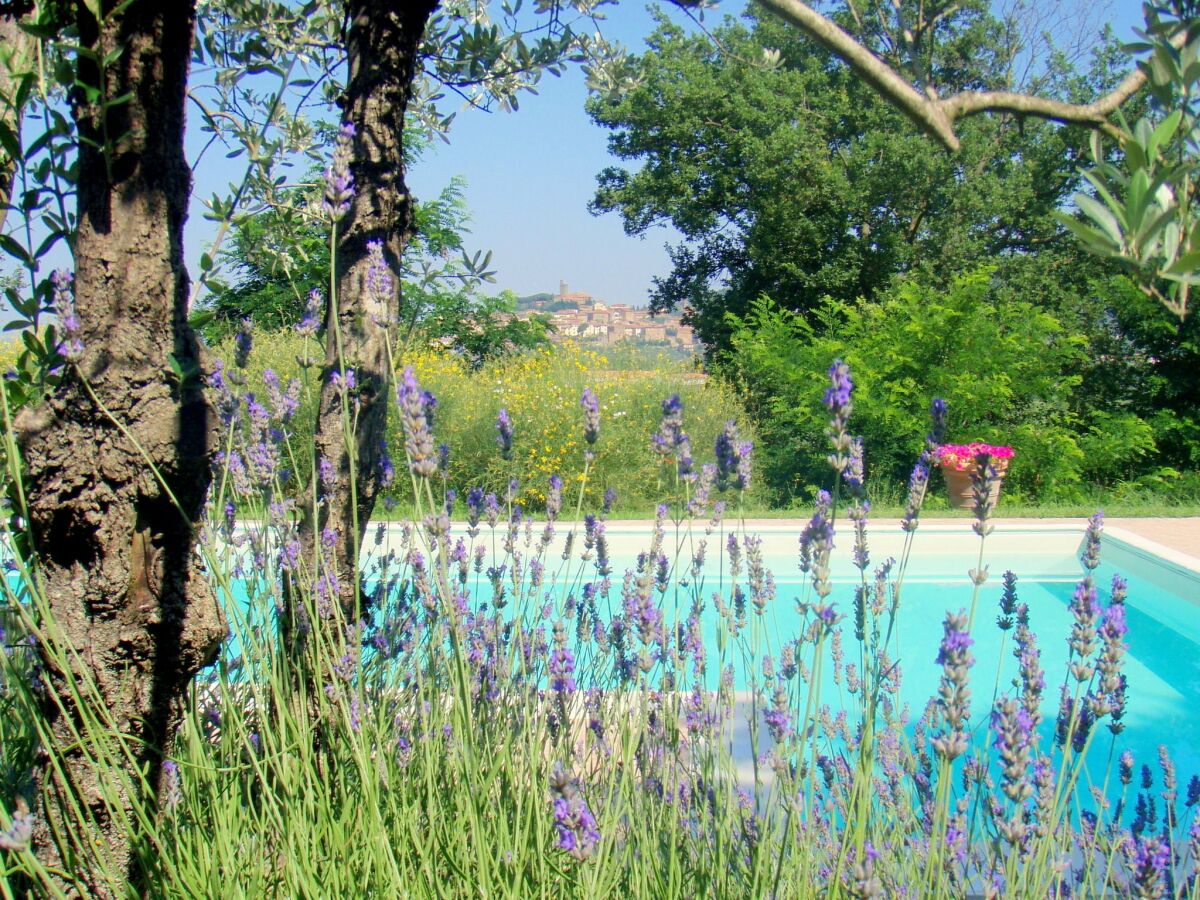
[937,443,1014,510]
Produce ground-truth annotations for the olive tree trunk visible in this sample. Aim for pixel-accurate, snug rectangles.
[14,1,224,892]
[300,0,438,626]
[0,5,35,236]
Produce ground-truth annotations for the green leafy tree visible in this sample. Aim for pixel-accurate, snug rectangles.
[197,185,330,339]
[422,288,553,369]
[588,6,1108,351]
[1096,274,1200,468]
[753,0,1198,319]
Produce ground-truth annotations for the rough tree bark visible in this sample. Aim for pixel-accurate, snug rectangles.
[300,0,438,627]
[13,1,224,892]
[0,3,35,236]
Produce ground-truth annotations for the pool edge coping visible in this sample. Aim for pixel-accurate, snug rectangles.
[1103,525,1200,579]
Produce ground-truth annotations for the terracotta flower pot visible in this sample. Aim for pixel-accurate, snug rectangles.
[940,460,1006,510]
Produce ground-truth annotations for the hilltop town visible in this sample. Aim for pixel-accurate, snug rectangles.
[515,282,699,352]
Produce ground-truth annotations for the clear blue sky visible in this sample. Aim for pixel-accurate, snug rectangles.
[406,1,735,307]
[401,0,1143,308]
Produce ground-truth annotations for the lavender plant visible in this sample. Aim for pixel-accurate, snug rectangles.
[5,312,1200,895]
[3,152,1200,900]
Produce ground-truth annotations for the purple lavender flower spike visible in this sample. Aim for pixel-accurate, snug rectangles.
[969,454,1000,540]
[161,759,183,811]
[496,407,514,460]
[932,610,974,761]
[900,397,948,533]
[1127,836,1170,898]
[1082,511,1104,571]
[763,686,792,743]
[365,239,394,310]
[714,421,749,493]
[318,454,336,486]
[466,487,485,535]
[262,369,301,420]
[378,440,396,488]
[581,388,600,446]
[549,765,601,861]
[234,317,253,368]
[320,526,338,550]
[296,289,322,336]
[421,390,437,429]
[997,570,1018,630]
[549,621,576,694]
[1068,577,1100,683]
[843,437,865,498]
[991,697,1034,812]
[930,397,948,441]
[1097,598,1128,733]
[799,490,835,602]
[654,394,684,454]
[51,270,83,359]
[824,359,854,473]
[900,461,930,533]
[396,366,437,478]
[676,433,694,478]
[484,493,501,529]
[824,359,853,415]
[735,440,753,491]
[1119,751,1134,785]
[330,367,356,394]
[0,800,33,851]
[323,122,355,221]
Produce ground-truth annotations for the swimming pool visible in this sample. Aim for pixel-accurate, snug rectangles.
[581,520,1200,788]
[219,517,1200,798]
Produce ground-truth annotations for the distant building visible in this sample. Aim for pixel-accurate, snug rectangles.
[517,281,700,352]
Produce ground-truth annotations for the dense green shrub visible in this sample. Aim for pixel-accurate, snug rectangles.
[721,267,1118,502]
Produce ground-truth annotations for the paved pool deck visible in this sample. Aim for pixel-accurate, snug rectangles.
[615,516,1200,565]
[1107,517,1200,559]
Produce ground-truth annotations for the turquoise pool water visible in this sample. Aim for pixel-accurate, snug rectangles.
[214,524,1200,795]
[706,563,1200,788]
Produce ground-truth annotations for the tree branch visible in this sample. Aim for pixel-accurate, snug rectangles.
[752,0,1191,152]
[752,0,960,148]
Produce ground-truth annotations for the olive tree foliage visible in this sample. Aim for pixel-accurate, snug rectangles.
[1057,1,1200,320]
[188,0,628,309]
[745,0,1199,319]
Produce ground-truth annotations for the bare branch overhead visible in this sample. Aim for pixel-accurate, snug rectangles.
[752,0,1191,151]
